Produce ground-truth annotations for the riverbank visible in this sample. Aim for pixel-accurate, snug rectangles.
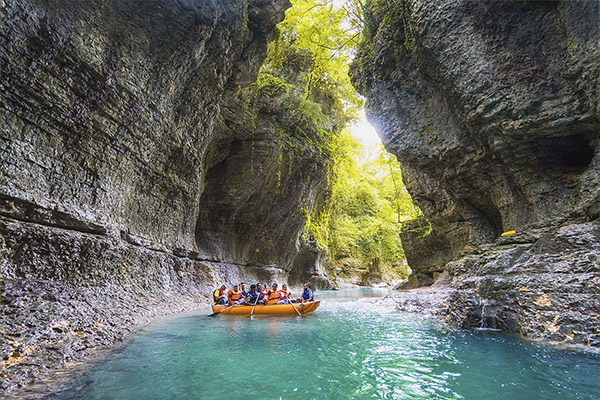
[0,222,286,399]
[389,286,600,356]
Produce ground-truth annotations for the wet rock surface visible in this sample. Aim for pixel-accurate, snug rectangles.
[0,215,288,397]
[0,0,349,396]
[351,0,599,347]
[390,287,453,318]
[445,222,600,346]
[392,222,599,348]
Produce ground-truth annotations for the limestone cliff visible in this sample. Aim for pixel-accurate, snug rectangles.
[0,0,342,395]
[351,0,599,347]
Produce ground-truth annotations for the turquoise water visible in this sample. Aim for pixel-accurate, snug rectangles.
[54,289,598,399]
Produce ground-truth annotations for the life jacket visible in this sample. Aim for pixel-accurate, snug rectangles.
[246,290,258,303]
[267,289,281,305]
[228,289,242,302]
[213,288,224,304]
[302,288,313,301]
[279,290,290,300]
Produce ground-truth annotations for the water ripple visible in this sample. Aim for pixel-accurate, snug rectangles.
[52,289,599,400]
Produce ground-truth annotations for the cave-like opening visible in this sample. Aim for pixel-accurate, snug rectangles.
[538,134,595,174]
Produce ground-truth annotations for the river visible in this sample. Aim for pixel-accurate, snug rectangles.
[51,289,598,399]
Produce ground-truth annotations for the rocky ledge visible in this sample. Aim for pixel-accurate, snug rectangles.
[392,221,599,348]
[351,0,599,348]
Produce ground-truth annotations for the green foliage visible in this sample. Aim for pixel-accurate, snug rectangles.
[253,73,289,97]
[305,129,421,277]
[351,0,415,92]
[264,0,364,121]
[243,1,368,151]
[244,0,424,279]
[361,0,413,51]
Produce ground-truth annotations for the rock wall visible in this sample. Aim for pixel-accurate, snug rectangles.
[351,0,599,347]
[0,0,343,395]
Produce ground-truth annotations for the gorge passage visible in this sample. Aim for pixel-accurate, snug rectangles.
[1,0,598,397]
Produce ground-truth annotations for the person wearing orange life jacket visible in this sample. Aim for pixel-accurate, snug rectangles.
[276,283,292,304]
[227,284,244,305]
[266,283,282,305]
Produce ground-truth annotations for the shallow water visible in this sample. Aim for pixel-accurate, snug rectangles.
[52,289,598,399]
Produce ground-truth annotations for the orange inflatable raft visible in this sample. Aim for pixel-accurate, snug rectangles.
[211,301,320,315]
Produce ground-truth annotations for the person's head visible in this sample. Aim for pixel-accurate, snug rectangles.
[257,283,262,291]
[282,284,288,291]
[303,282,310,289]
[272,283,278,290]
[250,284,256,291]
[220,285,226,291]
[240,282,245,289]
[233,284,238,291]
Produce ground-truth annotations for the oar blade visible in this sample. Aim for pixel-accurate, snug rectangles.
[208,304,234,317]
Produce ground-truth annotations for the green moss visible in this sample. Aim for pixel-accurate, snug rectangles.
[400,218,432,238]
[241,0,249,31]
[276,147,283,191]
[252,72,289,97]
[417,124,435,137]
[367,0,414,52]
[352,0,416,92]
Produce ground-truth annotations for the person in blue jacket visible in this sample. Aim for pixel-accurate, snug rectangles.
[296,282,314,303]
[239,282,248,298]
[246,284,266,305]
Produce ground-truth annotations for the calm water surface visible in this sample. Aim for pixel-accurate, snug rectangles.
[53,289,598,399]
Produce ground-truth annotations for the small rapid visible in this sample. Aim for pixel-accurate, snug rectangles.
[52,289,598,399]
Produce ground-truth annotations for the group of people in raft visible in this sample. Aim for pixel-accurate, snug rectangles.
[213,282,314,306]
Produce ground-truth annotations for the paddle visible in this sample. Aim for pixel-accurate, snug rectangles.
[208,304,235,317]
[249,291,260,318]
[286,294,302,317]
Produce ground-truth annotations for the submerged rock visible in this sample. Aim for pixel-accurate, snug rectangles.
[351,0,599,347]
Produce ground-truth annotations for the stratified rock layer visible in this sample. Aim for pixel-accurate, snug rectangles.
[351,0,599,347]
[0,0,348,396]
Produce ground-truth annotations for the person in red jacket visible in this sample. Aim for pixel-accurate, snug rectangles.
[213,285,227,305]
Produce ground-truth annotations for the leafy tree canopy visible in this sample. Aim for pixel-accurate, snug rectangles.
[253,0,424,280]
[264,0,364,122]
[306,129,422,278]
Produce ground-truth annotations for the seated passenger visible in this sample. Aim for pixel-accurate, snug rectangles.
[266,283,281,305]
[277,284,292,304]
[296,282,314,303]
[213,285,227,305]
[246,284,260,305]
[227,284,244,305]
[260,283,269,295]
[254,283,267,305]
[239,282,248,298]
